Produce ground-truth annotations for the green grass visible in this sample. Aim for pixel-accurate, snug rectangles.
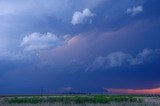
[2,95,141,104]
[0,95,160,106]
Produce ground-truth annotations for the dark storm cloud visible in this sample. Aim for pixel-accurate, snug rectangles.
[0,0,160,94]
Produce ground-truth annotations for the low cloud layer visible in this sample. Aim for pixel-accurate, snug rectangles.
[21,32,64,51]
[104,88,160,94]
[126,6,143,16]
[71,8,95,25]
[87,49,160,71]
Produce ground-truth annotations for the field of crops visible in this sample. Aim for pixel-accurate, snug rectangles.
[0,95,159,106]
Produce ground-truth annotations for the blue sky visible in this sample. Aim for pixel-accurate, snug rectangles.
[0,0,160,94]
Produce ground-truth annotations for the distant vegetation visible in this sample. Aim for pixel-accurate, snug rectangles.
[3,95,141,104]
[0,95,159,106]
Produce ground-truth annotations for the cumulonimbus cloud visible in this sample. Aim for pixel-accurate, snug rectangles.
[71,8,95,25]
[20,32,64,51]
[87,49,160,71]
[126,6,143,16]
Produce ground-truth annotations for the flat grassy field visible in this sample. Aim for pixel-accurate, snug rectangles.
[0,95,159,106]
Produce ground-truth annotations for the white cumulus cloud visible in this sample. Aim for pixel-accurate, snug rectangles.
[126,6,143,16]
[20,32,64,51]
[71,8,95,25]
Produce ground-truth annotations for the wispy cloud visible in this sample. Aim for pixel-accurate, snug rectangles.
[126,6,143,16]
[130,49,160,65]
[20,32,64,51]
[71,8,95,25]
[0,51,24,61]
[87,49,160,71]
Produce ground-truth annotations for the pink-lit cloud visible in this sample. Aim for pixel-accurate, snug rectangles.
[104,88,160,94]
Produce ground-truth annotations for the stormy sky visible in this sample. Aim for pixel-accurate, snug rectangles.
[0,0,160,94]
